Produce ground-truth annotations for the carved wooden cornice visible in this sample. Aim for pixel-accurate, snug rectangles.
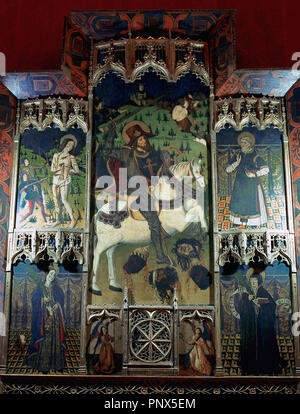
[7,229,85,268]
[86,305,122,324]
[19,97,89,133]
[214,96,284,132]
[217,230,296,270]
[92,38,210,86]
[179,306,215,325]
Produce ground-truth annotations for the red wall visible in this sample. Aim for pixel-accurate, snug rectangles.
[0,0,299,73]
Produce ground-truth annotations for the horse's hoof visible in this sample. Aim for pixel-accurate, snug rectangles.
[109,285,123,293]
[89,287,102,296]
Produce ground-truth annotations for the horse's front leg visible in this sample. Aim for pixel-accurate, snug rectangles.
[185,203,208,233]
[90,229,114,295]
[106,245,122,292]
[197,206,208,233]
[90,239,106,295]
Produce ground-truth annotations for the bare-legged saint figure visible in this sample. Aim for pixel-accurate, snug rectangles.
[51,134,79,227]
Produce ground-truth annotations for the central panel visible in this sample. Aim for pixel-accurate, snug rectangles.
[86,46,214,374]
[90,70,212,307]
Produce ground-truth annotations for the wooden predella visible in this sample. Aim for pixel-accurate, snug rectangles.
[0,9,300,395]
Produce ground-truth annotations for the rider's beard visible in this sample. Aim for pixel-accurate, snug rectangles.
[135,139,152,153]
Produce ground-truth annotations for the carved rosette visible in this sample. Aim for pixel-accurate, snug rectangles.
[19,97,89,133]
[214,96,284,132]
[128,308,173,364]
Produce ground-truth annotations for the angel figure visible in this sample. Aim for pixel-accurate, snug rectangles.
[184,321,215,375]
[88,320,115,374]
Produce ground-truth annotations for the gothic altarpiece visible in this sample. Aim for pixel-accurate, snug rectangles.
[0,10,300,395]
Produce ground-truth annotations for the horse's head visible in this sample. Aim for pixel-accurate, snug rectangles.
[190,159,205,188]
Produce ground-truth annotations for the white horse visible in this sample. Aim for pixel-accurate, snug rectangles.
[90,158,208,295]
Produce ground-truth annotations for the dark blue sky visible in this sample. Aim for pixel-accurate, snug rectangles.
[20,128,86,157]
[94,71,209,108]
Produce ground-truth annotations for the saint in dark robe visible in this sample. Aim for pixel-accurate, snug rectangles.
[26,268,66,373]
[226,132,269,226]
[238,273,286,375]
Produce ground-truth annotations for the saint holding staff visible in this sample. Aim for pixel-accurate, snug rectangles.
[226,132,269,226]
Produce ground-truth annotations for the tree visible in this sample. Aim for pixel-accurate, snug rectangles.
[168,128,176,138]
[46,198,55,218]
[77,209,82,222]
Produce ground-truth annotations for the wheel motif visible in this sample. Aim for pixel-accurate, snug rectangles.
[130,310,172,363]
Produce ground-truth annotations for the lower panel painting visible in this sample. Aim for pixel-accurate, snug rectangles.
[7,260,82,375]
[220,260,295,376]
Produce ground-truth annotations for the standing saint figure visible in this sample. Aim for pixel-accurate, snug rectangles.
[238,269,287,375]
[26,266,66,374]
[226,132,269,226]
[51,134,79,227]
[19,157,49,223]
